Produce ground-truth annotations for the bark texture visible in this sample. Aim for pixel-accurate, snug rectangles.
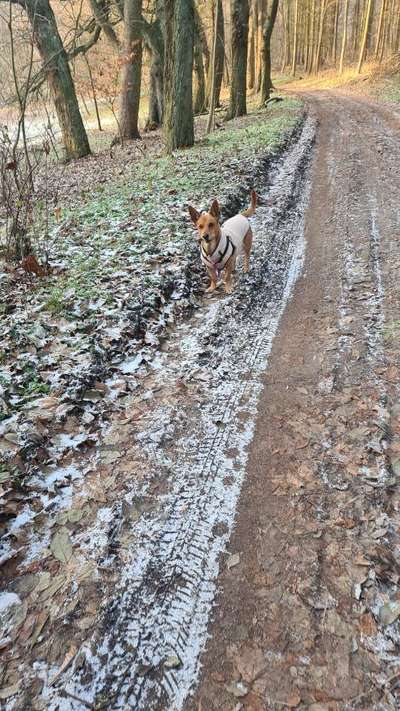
[193,32,206,114]
[120,0,143,140]
[142,10,164,129]
[228,0,249,118]
[24,0,90,159]
[164,0,194,151]
[261,0,279,104]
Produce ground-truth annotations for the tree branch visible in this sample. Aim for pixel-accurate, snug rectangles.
[69,23,101,58]
[89,0,121,48]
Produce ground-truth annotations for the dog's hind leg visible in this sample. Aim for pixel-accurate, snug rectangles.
[243,228,253,273]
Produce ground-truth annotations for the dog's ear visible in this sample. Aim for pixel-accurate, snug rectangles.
[209,199,220,219]
[188,205,200,225]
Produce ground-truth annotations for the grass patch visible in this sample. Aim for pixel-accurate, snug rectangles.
[37,98,302,315]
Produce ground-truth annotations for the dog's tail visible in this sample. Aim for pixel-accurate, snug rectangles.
[242,189,257,218]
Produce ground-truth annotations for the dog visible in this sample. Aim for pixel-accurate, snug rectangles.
[188,190,257,294]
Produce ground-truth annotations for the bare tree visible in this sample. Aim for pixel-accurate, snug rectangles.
[261,0,279,103]
[357,0,374,72]
[164,0,194,151]
[339,0,349,73]
[291,0,299,75]
[206,0,219,132]
[120,0,143,139]
[228,0,249,118]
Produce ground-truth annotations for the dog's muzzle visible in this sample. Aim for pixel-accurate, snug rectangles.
[202,235,210,243]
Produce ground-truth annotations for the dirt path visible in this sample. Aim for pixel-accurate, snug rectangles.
[188,93,400,710]
[3,92,400,711]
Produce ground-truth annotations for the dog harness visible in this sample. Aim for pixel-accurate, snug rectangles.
[200,214,250,274]
[200,233,236,273]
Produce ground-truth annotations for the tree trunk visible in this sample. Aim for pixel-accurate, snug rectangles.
[193,34,206,114]
[24,0,90,159]
[314,0,326,73]
[307,0,315,73]
[261,0,279,104]
[207,0,219,132]
[339,0,349,73]
[146,52,163,128]
[142,11,164,130]
[332,0,339,64]
[194,5,210,75]
[375,0,386,57]
[284,0,292,69]
[228,0,249,118]
[291,0,299,75]
[248,0,256,90]
[394,0,400,52]
[119,0,143,140]
[357,0,374,72]
[214,0,224,106]
[207,0,224,106]
[255,0,265,91]
[366,0,375,50]
[352,0,361,58]
[164,0,194,151]
[280,2,288,71]
[84,55,102,131]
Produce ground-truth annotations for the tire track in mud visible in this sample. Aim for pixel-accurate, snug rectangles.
[42,116,316,711]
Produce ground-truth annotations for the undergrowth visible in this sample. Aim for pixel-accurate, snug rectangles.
[36,98,302,315]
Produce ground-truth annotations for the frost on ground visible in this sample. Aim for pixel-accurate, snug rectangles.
[0,100,306,708]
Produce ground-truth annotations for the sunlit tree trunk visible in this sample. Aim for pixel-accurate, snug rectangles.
[357,0,374,73]
[280,2,287,72]
[291,0,299,75]
[352,0,361,59]
[332,0,339,64]
[339,0,349,73]
[375,0,386,58]
[314,0,326,73]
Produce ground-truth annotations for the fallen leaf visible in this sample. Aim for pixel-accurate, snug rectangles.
[379,601,400,626]
[0,682,21,700]
[226,681,248,698]
[286,691,301,707]
[29,610,49,649]
[359,612,376,636]
[49,644,77,686]
[68,508,83,524]
[20,254,46,277]
[227,553,240,569]
[50,528,73,564]
[354,554,370,567]
[164,655,181,669]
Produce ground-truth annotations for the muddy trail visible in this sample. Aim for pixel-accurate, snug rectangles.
[2,92,400,711]
[190,93,400,710]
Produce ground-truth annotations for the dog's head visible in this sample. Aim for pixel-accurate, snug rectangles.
[188,200,221,252]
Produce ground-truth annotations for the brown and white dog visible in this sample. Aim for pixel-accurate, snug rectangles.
[189,190,257,294]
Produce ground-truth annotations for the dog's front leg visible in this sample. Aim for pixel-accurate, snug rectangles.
[206,267,218,293]
[223,256,236,294]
